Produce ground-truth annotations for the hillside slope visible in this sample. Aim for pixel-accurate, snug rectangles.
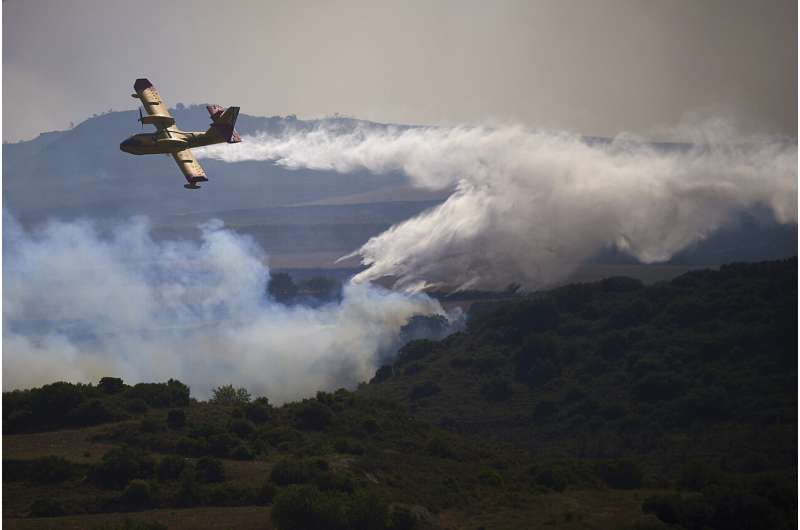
[4,259,796,530]
[3,108,408,219]
[363,258,797,478]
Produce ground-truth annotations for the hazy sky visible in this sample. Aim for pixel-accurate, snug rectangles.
[3,0,797,142]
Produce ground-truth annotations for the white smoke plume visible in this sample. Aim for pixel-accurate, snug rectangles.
[3,215,446,400]
[198,121,798,291]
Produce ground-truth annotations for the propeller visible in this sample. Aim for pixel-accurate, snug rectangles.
[138,107,144,128]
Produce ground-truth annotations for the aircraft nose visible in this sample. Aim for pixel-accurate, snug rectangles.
[119,139,132,152]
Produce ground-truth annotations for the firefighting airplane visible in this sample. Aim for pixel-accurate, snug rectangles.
[120,78,241,189]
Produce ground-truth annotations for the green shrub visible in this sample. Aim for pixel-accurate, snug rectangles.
[120,479,153,509]
[93,519,169,530]
[533,400,558,421]
[396,340,438,365]
[426,437,453,459]
[642,493,708,526]
[315,471,356,494]
[125,379,190,408]
[371,365,394,383]
[167,409,186,429]
[362,417,380,435]
[30,382,85,426]
[229,418,255,438]
[595,459,643,489]
[294,400,334,430]
[211,384,251,406]
[474,349,507,373]
[98,377,125,394]
[176,436,209,457]
[68,398,118,426]
[231,444,255,461]
[597,331,629,360]
[29,497,66,517]
[481,377,513,401]
[258,482,277,505]
[271,485,389,530]
[531,466,568,492]
[348,490,390,530]
[262,425,303,446]
[679,460,723,491]
[156,455,187,481]
[601,276,643,292]
[4,456,82,484]
[244,397,272,423]
[478,469,504,487]
[89,447,155,489]
[389,506,418,530]
[632,373,685,403]
[270,458,325,486]
[618,520,672,530]
[271,484,346,530]
[29,456,79,484]
[208,432,237,457]
[195,456,225,483]
[334,438,365,455]
[204,483,257,506]
[408,381,441,400]
[5,408,34,432]
[175,468,203,507]
[125,399,148,414]
[140,417,162,434]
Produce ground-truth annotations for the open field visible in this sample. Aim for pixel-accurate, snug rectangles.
[4,425,116,463]
[3,506,273,530]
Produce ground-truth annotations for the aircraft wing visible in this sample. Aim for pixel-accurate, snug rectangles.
[132,78,175,130]
[172,149,208,189]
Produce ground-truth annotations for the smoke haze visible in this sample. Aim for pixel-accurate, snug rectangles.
[3,215,446,399]
[198,122,798,291]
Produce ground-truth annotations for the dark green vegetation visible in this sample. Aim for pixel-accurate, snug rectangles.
[3,258,796,529]
[267,272,344,306]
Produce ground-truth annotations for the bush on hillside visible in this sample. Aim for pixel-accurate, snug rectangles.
[89,447,156,489]
[244,397,272,423]
[211,384,251,406]
[120,480,153,509]
[595,459,643,489]
[67,398,119,426]
[294,400,334,430]
[270,458,327,486]
[195,456,225,483]
[29,498,66,518]
[98,376,125,394]
[167,409,186,429]
[481,377,513,401]
[125,379,190,408]
[408,381,441,400]
[156,455,187,481]
[271,485,389,530]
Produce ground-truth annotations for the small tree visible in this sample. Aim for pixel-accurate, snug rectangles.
[195,456,225,483]
[293,400,333,431]
[30,498,66,518]
[98,377,125,394]
[167,409,186,429]
[121,479,153,509]
[157,455,187,481]
[211,385,251,406]
[481,377,513,402]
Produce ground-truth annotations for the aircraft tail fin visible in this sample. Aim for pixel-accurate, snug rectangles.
[206,105,241,143]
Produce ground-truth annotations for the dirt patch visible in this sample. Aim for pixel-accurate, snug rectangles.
[4,426,118,463]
